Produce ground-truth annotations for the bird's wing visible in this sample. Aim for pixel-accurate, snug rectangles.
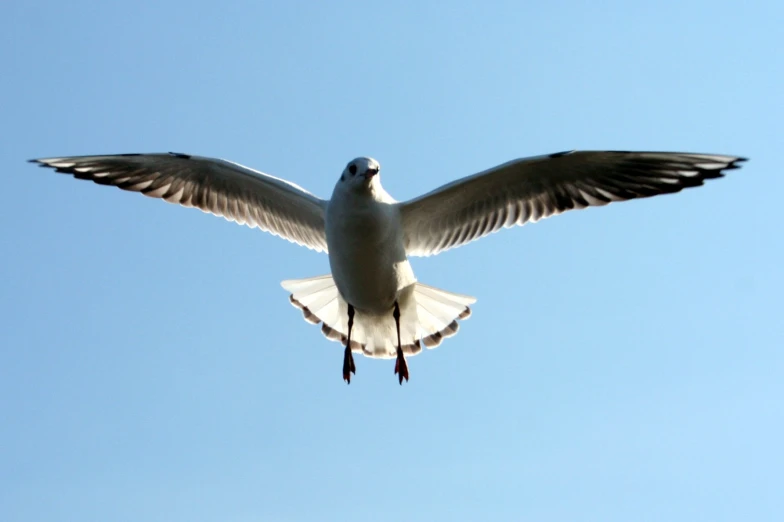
[31,152,329,252]
[400,150,745,257]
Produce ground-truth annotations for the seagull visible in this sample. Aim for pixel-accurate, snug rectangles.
[30,150,745,384]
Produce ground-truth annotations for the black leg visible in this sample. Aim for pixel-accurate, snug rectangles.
[392,301,409,384]
[343,304,356,384]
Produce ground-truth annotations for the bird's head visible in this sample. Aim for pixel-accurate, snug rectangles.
[337,157,381,193]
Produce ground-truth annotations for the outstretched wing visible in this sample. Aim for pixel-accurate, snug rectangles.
[400,151,745,257]
[31,152,329,252]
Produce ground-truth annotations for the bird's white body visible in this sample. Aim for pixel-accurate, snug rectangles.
[325,162,415,315]
[309,157,468,361]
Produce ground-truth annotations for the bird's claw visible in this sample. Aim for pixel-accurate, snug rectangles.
[343,346,356,384]
[394,352,409,385]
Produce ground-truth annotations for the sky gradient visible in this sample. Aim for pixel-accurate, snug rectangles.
[2,1,782,521]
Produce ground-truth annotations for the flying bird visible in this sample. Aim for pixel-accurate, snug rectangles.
[30,150,745,384]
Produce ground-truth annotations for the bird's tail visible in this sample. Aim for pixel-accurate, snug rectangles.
[281,275,476,359]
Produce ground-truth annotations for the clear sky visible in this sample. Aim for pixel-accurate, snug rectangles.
[1,1,782,521]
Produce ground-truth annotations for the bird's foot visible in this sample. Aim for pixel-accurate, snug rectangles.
[343,346,356,384]
[394,348,409,385]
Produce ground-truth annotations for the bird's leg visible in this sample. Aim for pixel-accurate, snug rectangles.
[393,301,409,385]
[343,304,356,384]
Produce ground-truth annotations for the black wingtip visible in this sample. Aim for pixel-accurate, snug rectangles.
[168,152,191,159]
[725,156,749,170]
[29,159,53,168]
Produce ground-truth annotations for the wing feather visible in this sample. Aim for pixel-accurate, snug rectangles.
[401,151,745,257]
[30,152,328,252]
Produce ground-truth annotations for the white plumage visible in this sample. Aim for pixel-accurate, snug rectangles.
[281,275,474,358]
[30,149,745,383]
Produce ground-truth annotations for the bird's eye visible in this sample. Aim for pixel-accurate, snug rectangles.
[348,164,357,176]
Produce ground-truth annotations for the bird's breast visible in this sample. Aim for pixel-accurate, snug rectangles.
[325,201,415,313]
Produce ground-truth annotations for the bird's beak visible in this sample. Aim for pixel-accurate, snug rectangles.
[363,168,379,180]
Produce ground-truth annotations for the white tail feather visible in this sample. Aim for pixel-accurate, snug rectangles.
[281,276,476,359]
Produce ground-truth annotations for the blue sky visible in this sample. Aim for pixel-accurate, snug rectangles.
[2,1,782,521]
